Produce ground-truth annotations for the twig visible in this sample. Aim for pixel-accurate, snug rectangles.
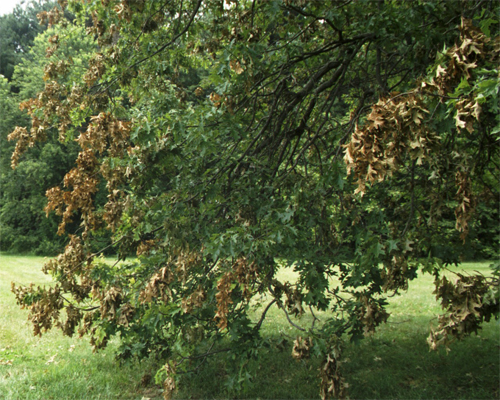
[175,345,231,372]
[254,299,277,331]
[278,304,306,332]
[309,305,319,331]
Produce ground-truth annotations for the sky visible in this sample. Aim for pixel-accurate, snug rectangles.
[0,0,28,16]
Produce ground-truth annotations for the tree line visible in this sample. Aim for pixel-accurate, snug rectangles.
[0,0,107,254]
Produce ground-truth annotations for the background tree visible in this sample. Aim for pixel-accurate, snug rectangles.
[0,0,55,83]
[9,1,499,398]
[0,1,53,253]
[0,9,98,254]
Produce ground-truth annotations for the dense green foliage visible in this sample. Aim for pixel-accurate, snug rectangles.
[0,0,54,82]
[0,2,101,254]
[0,0,59,254]
[6,1,500,398]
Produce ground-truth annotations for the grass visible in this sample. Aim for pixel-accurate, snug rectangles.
[0,255,160,400]
[0,255,498,399]
[343,262,499,400]
[174,262,500,399]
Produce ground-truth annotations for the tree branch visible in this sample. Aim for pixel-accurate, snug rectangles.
[254,299,277,331]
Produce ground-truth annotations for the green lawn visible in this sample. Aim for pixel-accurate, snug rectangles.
[0,255,160,400]
[1,255,498,399]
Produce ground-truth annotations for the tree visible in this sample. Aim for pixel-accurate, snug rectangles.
[0,1,55,253]
[10,1,499,398]
[0,0,55,83]
[0,0,74,255]
[0,15,98,254]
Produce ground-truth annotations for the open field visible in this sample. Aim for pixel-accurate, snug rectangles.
[0,254,498,399]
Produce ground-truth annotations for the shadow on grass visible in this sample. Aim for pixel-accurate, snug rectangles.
[344,317,499,400]
[174,318,499,400]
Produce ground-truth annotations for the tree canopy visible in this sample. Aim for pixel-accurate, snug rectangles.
[0,1,99,254]
[8,1,499,398]
[0,0,70,255]
[0,0,55,82]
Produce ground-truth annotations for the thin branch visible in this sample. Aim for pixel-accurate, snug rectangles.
[287,4,342,37]
[130,0,202,68]
[250,0,256,29]
[60,295,99,311]
[254,299,277,331]
[277,303,306,332]
[175,343,232,372]
[402,159,417,237]
[309,305,319,331]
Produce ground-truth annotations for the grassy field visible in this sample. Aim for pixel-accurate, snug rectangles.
[0,254,498,399]
[0,255,161,400]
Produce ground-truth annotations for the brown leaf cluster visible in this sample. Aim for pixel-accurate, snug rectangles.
[345,18,498,240]
[269,279,304,317]
[8,84,65,168]
[381,254,410,293]
[233,258,258,300]
[161,362,177,400]
[214,271,234,330]
[118,302,136,327]
[100,286,124,320]
[17,236,98,340]
[285,286,304,317]
[181,285,206,314]
[45,166,99,236]
[355,294,389,336]
[214,258,258,329]
[430,18,493,94]
[344,92,437,195]
[428,272,499,351]
[136,239,159,256]
[138,250,207,314]
[43,113,131,236]
[7,127,31,168]
[62,304,83,337]
[37,6,63,27]
[77,112,131,156]
[139,266,174,304]
[319,340,347,400]
[11,233,99,339]
[291,336,312,360]
[83,54,106,87]
[454,169,476,242]
[43,235,91,300]
[424,18,499,136]
[174,250,203,284]
[44,60,69,81]
[11,283,64,337]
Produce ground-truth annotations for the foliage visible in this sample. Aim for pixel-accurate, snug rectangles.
[0,16,101,255]
[0,2,54,254]
[0,254,163,400]
[0,0,56,83]
[0,1,59,254]
[8,1,499,398]
[428,266,499,352]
